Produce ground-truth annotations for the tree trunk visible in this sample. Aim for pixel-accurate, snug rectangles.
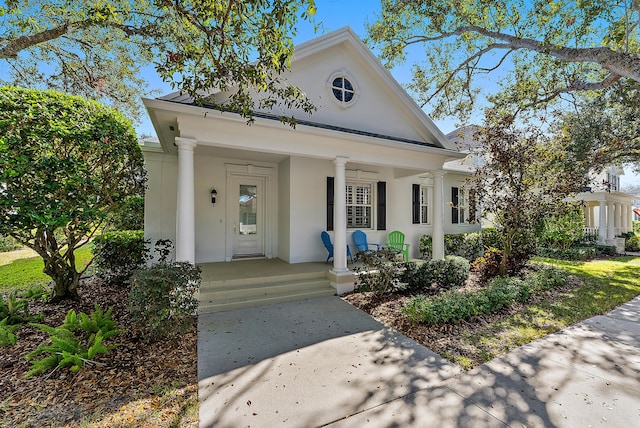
[43,253,81,302]
[500,233,513,277]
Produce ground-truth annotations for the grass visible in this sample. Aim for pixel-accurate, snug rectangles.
[447,256,640,369]
[77,382,198,428]
[0,246,93,293]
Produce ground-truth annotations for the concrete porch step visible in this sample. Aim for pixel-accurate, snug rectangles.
[198,274,335,314]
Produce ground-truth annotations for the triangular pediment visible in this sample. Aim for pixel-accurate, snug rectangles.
[198,27,453,150]
[283,27,453,149]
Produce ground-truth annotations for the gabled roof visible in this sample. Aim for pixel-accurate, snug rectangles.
[145,26,457,152]
[291,27,454,150]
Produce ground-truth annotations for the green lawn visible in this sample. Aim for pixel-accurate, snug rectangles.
[444,256,640,368]
[0,246,93,292]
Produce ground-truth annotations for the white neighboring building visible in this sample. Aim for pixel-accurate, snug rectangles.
[573,165,635,246]
[141,27,479,293]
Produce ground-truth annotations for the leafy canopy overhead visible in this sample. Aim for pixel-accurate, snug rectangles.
[0,0,317,122]
[369,0,640,121]
[0,86,146,300]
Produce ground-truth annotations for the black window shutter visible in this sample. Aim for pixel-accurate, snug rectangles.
[326,177,334,231]
[377,181,386,230]
[412,184,420,224]
[451,187,459,224]
[469,189,477,222]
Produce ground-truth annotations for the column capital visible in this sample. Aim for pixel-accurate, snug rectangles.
[333,156,349,167]
[175,137,198,150]
[432,169,446,178]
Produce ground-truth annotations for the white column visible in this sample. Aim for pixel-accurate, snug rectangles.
[629,205,634,232]
[622,203,628,233]
[175,137,197,263]
[583,204,590,228]
[607,202,615,240]
[598,201,607,244]
[432,170,445,260]
[615,202,622,236]
[331,156,349,274]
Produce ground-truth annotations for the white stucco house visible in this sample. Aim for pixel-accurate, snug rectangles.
[141,27,479,294]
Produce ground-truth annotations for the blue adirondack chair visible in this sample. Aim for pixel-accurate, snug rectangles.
[352,230,380,254]
[321,231,353,264]
[386,230,410,261]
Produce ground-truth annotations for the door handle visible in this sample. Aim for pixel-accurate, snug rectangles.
[234,224,237,233]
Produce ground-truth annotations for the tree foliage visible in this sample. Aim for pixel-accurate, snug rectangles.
[0,86,146,301]
[0,0,317,122]
[558,79,640,171]
[468,112,585,274]
[369,0,640,121]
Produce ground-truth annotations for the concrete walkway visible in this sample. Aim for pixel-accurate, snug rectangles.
[198,296,640,427]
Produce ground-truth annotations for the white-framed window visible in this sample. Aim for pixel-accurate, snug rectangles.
[346,181,373,228]
[451,186,478,224]
[327,71,359,108]
[420,185,432,225]
[606,172,620,192]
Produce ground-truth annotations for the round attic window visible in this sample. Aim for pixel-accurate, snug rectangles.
[327,71,358,107]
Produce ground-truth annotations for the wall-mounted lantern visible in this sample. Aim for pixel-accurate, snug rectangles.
[211,188,218,205]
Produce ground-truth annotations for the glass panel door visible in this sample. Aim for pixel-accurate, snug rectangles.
[239,184,257,235]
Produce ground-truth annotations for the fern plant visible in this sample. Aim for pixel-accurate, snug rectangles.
[25,305,121,377]
[0,318,20,347]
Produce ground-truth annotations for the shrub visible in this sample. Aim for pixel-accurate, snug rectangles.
[92,230,148,285]
[535,246,596,261]
[471,247,502,281]
[402,288,487,325]
[419,235,433,259]
[402,256,470,292]
[420,232,484,261]
[401,268,567,325]
[444,233,484,260]
[634,221,640,235]
[596,245,617,256]
[107,195,144,231]
[524,265,568,291]
[538,210,585,250]
[353,248,404,295]
[0,235,22,252]
[480,227,502,250]
[128,258,201,342]
[26,305,121,377]
[626,235,640,252]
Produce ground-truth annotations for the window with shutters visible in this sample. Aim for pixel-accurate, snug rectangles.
[420,186,432,225]
[451,186,469,224]
[346,182,372,228]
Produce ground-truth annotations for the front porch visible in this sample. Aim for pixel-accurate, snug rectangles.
[197,259,340,313]
[574,191,635,246]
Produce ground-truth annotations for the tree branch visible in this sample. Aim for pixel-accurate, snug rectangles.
[404,24,640,82]
[0,22,71,58]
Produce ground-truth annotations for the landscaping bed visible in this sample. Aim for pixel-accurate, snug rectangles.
[1,277,198,427]
[342,257,638,369]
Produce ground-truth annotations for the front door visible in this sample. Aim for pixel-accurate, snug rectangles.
[232,176,265,258]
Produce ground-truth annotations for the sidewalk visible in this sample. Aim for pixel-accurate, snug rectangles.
[198,295,640,427]
[329,296,640,427]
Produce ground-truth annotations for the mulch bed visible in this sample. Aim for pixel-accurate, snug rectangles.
[1,277,197,427]
[342,269,582,367]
